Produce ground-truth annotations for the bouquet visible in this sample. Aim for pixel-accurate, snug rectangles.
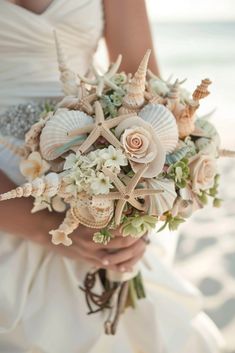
[1,33,234,334]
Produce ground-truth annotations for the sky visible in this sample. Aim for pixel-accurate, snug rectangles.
[146,0,235,22]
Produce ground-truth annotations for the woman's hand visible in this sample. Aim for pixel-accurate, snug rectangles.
[70,225,147,273]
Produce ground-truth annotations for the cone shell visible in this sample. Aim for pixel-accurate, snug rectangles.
[138,103,179,153]
[119,50,151,113]
[71,197,114,229]
[146,178,177,216]
[40,109,93,160]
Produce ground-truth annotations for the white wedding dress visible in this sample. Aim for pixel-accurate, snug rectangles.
[0,1,225,352]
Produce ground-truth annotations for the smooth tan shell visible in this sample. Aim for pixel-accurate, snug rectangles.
[146,178,177,216]
[138,103,179,153]
[40,109,93,160]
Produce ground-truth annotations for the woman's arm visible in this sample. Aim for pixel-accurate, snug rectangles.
[103,0,160,75]
[0,171,146,271]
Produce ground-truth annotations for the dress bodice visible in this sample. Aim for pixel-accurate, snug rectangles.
[0,0,104,112]
[0,0,104,184]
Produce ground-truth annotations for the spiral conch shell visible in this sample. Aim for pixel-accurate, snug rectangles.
[119,50,151,114]
[146,178,177,216]
[138,103,179,153]
[0,173,61,201]
[40,109,93,160]
[54,31,78,96]
[71,195,114,229]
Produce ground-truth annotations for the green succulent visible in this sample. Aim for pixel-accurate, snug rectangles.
[110,91,123,107]
[93,229,114,245]
[157,214,185,232]
[111,73,127,86]
[167,158,190,188]
[121,215,158,238]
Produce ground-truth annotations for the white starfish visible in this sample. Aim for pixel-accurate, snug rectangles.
[78,55,124,97]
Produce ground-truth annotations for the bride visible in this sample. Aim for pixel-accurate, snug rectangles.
[0,1,225,352]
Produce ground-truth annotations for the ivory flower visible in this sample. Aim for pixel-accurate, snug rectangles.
[90,172,113,195]
[102,145,127,170]
[20,151,50,180]
[188,154,217,194]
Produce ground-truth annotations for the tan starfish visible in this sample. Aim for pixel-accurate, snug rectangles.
[78,55,124,97]
[67,101,135,154]
[58,82,97,115]
[93,165,162,225]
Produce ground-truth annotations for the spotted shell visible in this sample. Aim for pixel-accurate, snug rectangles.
[146,178,177,216]
[138,103,179,153]
[71,195,114,229]
[40,109,93,160]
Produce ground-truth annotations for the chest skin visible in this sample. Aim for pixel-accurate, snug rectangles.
[7,0,55,14]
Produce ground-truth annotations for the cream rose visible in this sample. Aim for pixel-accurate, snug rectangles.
[189,154,217,194]
[115,117,166,178]
[122,127,154,161]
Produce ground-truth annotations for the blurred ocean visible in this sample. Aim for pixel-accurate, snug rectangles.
[152,22,235,352]
[152,22,235,148]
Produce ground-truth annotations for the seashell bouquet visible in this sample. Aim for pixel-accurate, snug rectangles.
[1,33,234,335]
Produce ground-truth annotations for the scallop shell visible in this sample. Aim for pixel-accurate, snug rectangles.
[71,197,114,229]
[195,138,218,156]
[119,50,151,114]
[138,103,178,153]
[194,118,220,146]
[146,178,177,216]
[40,109,93,160]
[0,173,61,201]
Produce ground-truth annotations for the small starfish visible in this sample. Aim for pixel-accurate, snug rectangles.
[58,82,97,115]
[67,101,135,154]
[78,55,124,97]
[93,165,162,225]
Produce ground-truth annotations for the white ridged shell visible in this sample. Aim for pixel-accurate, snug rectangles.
[139,103,179,153]
[194,119,220,147]
[146,178,177,216]
[40,109,93,160]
